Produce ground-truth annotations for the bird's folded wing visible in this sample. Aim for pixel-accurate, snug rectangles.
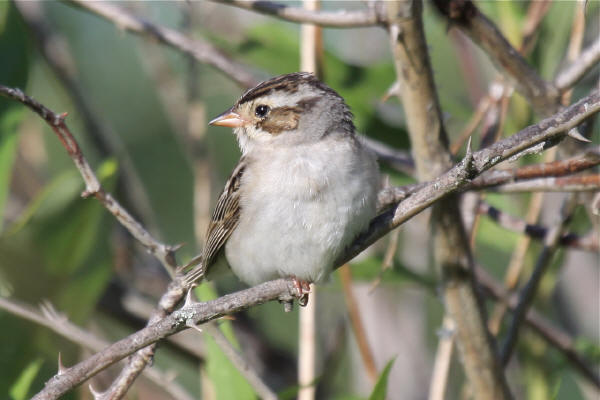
[183,158,246,285]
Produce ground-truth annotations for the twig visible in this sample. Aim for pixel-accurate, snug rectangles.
[204,323,278,400]
[16,87,600,400]
[64,0,260,88]
[209,0,384,28]
[470,147,600,188]
[360,136,415,176]
[0,85,177,272]
[500,194,579,366]
[339,265,378,384]
[479,202,598,253]
[14,0,156,227]
[0,297,195,400]
[30,279,297,400]
[475,266,600,388]
[343,89,600,270]
[431,0,560,114]
[428,315,455,400]
[485,174,600,193]
[450,96,490,155]
[555,36,600,92]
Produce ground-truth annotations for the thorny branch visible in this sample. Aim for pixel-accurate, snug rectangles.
[2,86,595,399]
[0,85,177,272]
[0,297,195,400]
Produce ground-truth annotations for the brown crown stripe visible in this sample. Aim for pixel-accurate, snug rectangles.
[238,72,317,105]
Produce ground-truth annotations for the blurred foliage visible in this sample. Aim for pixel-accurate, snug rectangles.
[0,1,598,399]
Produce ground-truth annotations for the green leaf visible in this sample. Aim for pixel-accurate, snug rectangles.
[368,358,396,400]
[9,358,42,400]
[196,283,256,400]
[0,110,21,231]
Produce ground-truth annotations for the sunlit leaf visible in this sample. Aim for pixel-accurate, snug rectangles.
[9,358,42,400]
[196,283,256,400]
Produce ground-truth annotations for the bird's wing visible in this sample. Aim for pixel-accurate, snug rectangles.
[183,158,246,284]
[203,159,245,268]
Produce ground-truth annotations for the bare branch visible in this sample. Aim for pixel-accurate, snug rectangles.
[487,174,600,193]
[431,0,560,113]
[31,278,296,400]
[476,267,600,388]
[341,89,600,265]
[428,315,455,400]
[470,147,600,188]
[479,202,598,253]
[0,298,195,400]
[339,265,378,384]
[360,136,415,176]
[64,0,260,88]
[209,0,384,28]
[500,194,579,365]
[555,36,600,92]
[385,0,511,397]
[0,85,177,272]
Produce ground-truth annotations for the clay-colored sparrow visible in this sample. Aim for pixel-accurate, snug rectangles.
[184,73,379,301]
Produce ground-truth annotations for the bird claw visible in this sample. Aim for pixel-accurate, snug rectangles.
[291,277,311,307]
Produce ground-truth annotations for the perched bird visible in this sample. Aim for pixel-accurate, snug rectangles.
[184,72,379,302]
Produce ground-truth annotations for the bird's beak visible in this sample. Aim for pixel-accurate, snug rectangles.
[209,108,248,128]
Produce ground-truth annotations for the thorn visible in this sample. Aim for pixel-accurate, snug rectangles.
[186,319,203,333]
[57,352,67,375]
[381,81,400,102]
[89,384,106,400]
[170,242,186,252]
[567,128,591,142]
[465,136,473,158]
[183,287,196,308]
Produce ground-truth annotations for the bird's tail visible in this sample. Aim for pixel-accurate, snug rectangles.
[178,254,205,287]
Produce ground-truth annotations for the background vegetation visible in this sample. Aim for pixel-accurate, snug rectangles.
[0,1,598,399]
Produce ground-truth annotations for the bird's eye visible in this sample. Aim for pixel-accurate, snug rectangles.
[255,104,270,118]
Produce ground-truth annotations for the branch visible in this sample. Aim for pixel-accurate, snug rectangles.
[479,202,598,253]
[360,135,415,176]
[0,85,177,272]
[342,89,599,265]
[431,0,560,113]
[63,0,260,88]
[500,194,579,365]
[12,87,599,399]
[385,0,511,397]
[475,267,600,388]
[31,279,297,400]
[555,36,600,91]
[469,147,600,188]
[209,0,384,28]
[0,297,195,400]
[486,174,600,193]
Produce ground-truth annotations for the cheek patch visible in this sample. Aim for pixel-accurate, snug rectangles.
[259,106,301,135]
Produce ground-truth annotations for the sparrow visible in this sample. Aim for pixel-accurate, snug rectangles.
[183,72,380,303]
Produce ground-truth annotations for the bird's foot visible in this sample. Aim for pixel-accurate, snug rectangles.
[291,276,311,307]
